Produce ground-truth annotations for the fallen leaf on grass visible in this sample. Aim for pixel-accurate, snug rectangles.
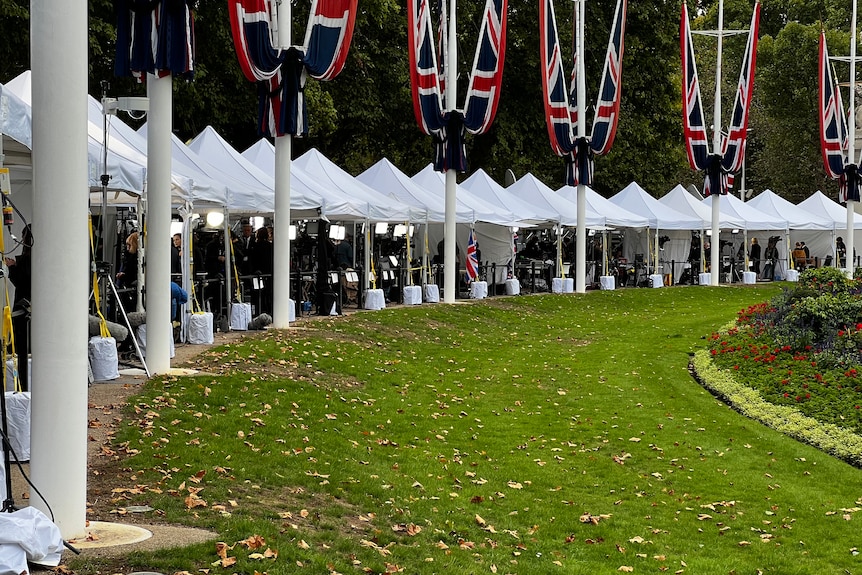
[580,512,611,525]
[360,539,392,556]
[184,494,207,509]
[212,557,236,568]
[618,567,633,572]
[391,523,422,536]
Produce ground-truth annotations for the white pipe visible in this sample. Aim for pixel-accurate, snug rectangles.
[443,0,458,303]
[709,0,725,286]
[575,0,587,293]
[30,0,89,539]
[711,199,720,285]
[850,0,859,276]
[145,74,173,374]
[364,218,371,292]
[223,206,232,316]
[272,0,294,326]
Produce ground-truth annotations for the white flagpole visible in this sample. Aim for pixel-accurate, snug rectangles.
[273,0,294,325]
[145,73,173,374]
[30,0,89,538]
[848,0,858,277]
[709,0,725,286]
[443,0,458,303]
[575,0,587,293]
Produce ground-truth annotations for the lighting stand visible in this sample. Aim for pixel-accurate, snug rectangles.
[90,262,150,378]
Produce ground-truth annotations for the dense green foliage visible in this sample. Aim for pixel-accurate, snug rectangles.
[708,268,862,437]
[1,0,858,199]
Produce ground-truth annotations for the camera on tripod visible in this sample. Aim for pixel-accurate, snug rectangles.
[95,261,112,277]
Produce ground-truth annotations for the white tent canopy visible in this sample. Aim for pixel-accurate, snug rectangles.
[294,148,417,222]
[0,83,32,189]
[797,190,862,230]
[411,164,523,226]
[610,182,705,230]
[235,135,396,221]
[748,189,833,230]
[504,173,604,227]
[557,185,650,228]
[701,193,788,231]
[357,158,464,223]
[659,184,744,229]
[462,169,556,226]
[187,125,324,218]
[3,74,150,199]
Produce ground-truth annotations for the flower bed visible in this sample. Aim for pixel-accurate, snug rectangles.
[698,267,862,464]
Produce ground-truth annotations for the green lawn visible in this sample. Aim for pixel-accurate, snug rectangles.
[83,285,862,575]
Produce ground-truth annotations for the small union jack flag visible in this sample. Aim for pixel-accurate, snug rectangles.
[466,229,479,282]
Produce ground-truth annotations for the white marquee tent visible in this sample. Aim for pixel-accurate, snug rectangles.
[461,169,556,226]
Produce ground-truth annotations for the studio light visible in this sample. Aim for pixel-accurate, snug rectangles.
[289,225,297,240]
[329,225,346,240]
[375,222,389,235]
[393,224,408,237]
[206,211,224,228]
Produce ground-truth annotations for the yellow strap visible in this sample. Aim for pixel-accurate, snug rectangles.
[88,217,111,338]
[228,232,243,302]
[187,228,205,313]
[0,208,17,390]
[424,229,432,279]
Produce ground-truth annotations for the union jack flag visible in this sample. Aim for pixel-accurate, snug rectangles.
[680,2,709,172]
[680,2,760,197]
[540,0,627,186]
[408,0,508,173]
[818,32,860,202]
[115,0,196,81]
[229,0,357,137]
[465,229,479,282]
[590,0,627,156]
[721,3,760,174]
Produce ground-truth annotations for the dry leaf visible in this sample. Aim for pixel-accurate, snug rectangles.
[618,567,634,572]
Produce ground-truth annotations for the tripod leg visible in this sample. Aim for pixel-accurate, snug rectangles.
[106,275,150,378]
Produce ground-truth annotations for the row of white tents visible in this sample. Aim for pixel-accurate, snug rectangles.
[2,69,860,290]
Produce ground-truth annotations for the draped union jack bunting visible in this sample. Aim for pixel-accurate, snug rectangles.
[680,2,709,173]
[115,0,196,81]
[680,2,760,197]
[465,229,479,282]
[229,0,358,137]
[408,0,508,172]
[540,0,627,186]
[819,32,859,203]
